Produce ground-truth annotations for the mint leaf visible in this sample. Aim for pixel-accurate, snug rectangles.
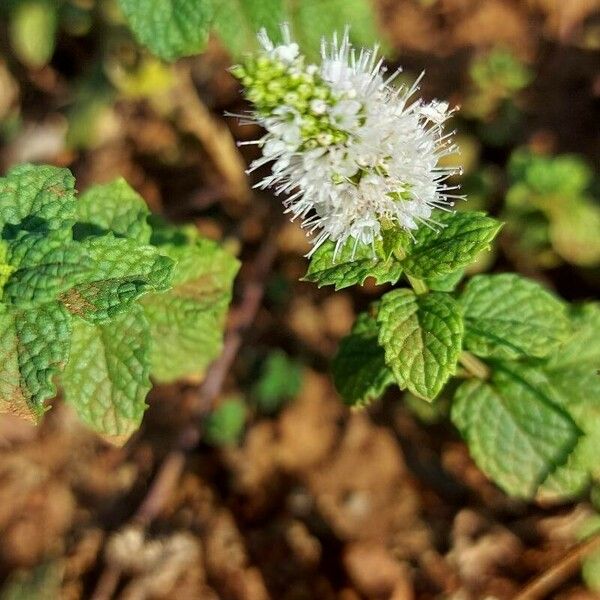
[537,304,600,500]
[303,239,402,291]
[460,273,571,360]
[118,0,213,61]
[204,397,246,446]
[213,0,284,57]
[142,228,239,382]
[332,310,394,407]
[3,230,90,306]
[253,350,303,415]
[377,289,463,401]
[75,179,152,244]
[0,302,71,421]
[289,0,380,59]
[452,361,581,498]
[0,241,15,300]
[61,305,151,441]
[0,164,76,234]
[402,212,502,278]
[60,235,174,323]
[425,268,465,292]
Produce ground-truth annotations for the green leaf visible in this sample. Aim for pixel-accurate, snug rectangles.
[118,0,213,61]
[288,0,381,60]
[142,228,239,382]
[0,302,71,422]
[0,164,76,234]
[0,241,15,300]
[204,397,246,446]
[9,0,58,69]
[61,305,151,442]
[303,238,402,291]
[425,268,464,292]
[536,304,600,500]
[213,0,284,57]
[332,310,394,407]
[402,211,502,278]
[452,361,581,498]
[3,230,90,306]
[252,350,303,415]
[377,289,463,401]
[60,235,174,323]
[460,273,571,360]
[75,178,152,244]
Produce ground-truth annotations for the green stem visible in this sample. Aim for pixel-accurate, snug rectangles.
[459,351,490,380]
[407,275,428,295]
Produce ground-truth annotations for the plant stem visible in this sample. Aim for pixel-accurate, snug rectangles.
[407,275,429,295]
[459,351,490,380]
[514,532,600,600]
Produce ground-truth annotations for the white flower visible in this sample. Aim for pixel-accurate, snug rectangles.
[234,27,462,257]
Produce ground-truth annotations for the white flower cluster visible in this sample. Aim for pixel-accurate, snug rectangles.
[233,27,462,256]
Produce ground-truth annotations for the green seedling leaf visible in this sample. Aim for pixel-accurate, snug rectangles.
[9,0,58,69]
[332,310,393,407]
[0,164,76,234]
[0,302,71,422]
[142,226,239,382]
[76,179,152,244]
[537,304,600,500]
[60,235,174,323]
[213,0,284,57]
[460,273,571,360]
[252,350,303,415]
[61,305,151,442]
[303,238,402,291]
[452,361,581,498]
[204,397,246,446]
[118,0,214,61]
[402,211,502,278]
[377,289,463,401]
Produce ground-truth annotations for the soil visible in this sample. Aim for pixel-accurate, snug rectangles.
[1,1,600,599]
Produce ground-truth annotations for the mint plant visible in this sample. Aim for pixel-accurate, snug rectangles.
[235,29,600,502]
[504,148,600,268]
[0,164,238,441]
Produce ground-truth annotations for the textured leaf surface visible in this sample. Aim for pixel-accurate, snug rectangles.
[536,304,600,500]
[61,306,150,441]
[213,0,283,57]
[0,303,71,421]
[402,212,502,278]
[452,361,580,498]
[0,241,15,300]
[142,230,239,382]
[76,179,151,244]
[303,239,402,291]
[3,230,90,306]
[0,164,75,233]
[377,290,463,400]
[332,311,394,407]
[60,235,174,323]
[460,273,571,360]
[118,0,213,61]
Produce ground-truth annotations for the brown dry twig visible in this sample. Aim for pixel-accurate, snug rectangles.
[91,223,280,600]
[514,532,600,600]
